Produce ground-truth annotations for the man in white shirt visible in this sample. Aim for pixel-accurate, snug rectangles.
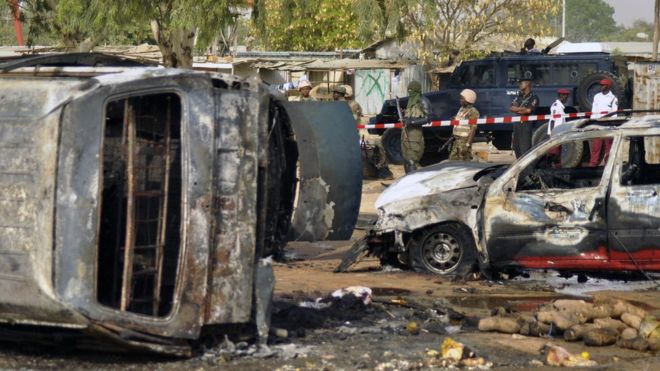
[589,79,618,167]
[548,88,570,135]
[546,89,571,166]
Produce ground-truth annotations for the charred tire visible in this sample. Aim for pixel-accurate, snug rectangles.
[382,128,404,165]
[577,71,624,111]
[408,223,477,276]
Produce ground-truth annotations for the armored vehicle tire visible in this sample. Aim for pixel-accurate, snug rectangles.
[408,223,476,276]
[532,122,550,146]
[531,122,584,168]
[382,128,404,165]
[577,71,624,111]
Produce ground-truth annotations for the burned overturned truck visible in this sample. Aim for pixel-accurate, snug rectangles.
[339,116,660,276]
[0,55,361,355]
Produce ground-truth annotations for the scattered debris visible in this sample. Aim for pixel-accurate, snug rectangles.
[405,321,420,335]
[331,286,373,305]
[424,338,492,369]
[542,343,597,367]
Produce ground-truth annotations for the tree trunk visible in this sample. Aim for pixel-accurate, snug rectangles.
[151,20,195,69]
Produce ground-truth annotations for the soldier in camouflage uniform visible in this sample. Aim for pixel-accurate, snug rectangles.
[332,86,347,101]
[342,85,363,122]
[449,89,480,161]
[401,81,432,173]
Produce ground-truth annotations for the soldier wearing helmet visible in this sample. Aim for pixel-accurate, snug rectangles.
[449,89,480,161]
[332,85,347,101]
[289,79,316,101]
[401,80,432,173]
[297,80,316,101]
[341,85,363,122]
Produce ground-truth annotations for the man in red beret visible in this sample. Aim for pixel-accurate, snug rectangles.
[546,89,571,166]
[549,88,571,135]
[589,78,618,167]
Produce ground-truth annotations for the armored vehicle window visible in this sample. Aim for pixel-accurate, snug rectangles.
[553,63,598,85]
[621,135,660,186]
[453,63,495,86]
[507,63,551,86]
[98,93,182,317]
[516,137,611,192]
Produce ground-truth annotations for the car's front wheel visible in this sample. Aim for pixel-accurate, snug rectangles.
[408,223,477,276]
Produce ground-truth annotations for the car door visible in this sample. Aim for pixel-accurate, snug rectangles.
[607,133,660,270]
[481,132,618,270]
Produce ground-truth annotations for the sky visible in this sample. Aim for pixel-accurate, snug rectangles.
[604,0,654,26]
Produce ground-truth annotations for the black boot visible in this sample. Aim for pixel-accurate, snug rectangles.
[377,166,394,180]
[404,161,417,174]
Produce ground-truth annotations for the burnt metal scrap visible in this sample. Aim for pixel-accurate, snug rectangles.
[0,58,361,355]
[339,116,660,277]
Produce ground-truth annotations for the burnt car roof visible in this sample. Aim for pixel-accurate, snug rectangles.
[0,52,152,71]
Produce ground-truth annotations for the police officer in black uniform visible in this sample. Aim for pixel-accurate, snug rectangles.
[510,76,539,158]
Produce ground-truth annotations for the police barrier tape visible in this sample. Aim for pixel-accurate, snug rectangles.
[357,109,633,130]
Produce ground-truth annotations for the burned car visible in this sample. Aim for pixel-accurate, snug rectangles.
[339,116,660,276]
[0,54,361,355]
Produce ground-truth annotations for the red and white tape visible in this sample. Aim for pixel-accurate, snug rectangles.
[357,109,632,130]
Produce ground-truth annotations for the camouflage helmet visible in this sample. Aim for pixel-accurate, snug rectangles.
[407,80,422,93]
[332,85,347,95]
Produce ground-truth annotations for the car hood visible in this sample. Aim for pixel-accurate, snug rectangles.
[376,161,495,209]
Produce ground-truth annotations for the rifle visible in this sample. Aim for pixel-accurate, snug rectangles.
[437,137,455,153]
[395,96,410,146]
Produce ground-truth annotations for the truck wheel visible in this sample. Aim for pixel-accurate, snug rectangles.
[531,122,583,168]
[408,223,476,276]
[532,122,549,146]
[382,128,404,165]
[577,71,624,111]
[560,140,585,168]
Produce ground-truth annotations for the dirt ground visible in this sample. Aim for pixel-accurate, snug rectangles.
[0,162,659,370]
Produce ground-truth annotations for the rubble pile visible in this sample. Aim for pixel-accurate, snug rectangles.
[478,298,660,352]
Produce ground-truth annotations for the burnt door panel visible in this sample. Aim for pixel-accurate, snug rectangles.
[486,188,607,268]
[284,102,362,241]
[56,76,214,341]
[483,135,614,270]
[607,135,660,271]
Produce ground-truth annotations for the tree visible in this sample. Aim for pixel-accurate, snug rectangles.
[354,0,559,66]
[14,1,244,68]
[565,0,617,42]
[252,0,362,51]
[78,0,246,68]
[608,19,654,42]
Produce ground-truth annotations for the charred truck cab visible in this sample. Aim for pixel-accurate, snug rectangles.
[339,116,660,277]
[0,56,361,355]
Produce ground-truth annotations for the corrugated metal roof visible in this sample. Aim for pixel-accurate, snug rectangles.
[236,58,411,71]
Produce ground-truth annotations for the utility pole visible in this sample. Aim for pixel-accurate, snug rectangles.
[654,0,660,61]
[562,0,566,38]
